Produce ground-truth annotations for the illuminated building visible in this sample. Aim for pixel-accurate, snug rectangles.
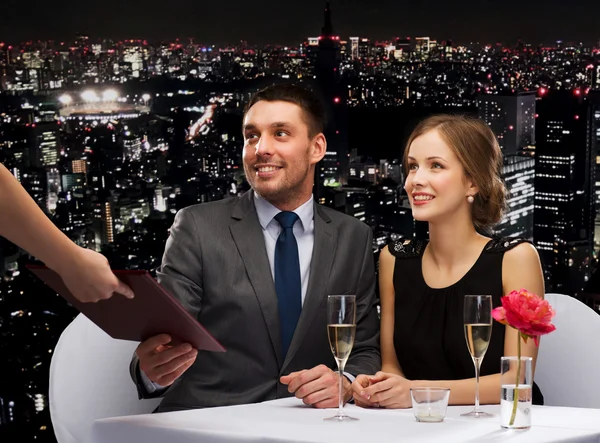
[71,159,87,174]
[478,92,537,240]
[493,155,535,239]
[415,37,430,56]
[26,123,60,168]
[57,90,149,123]
[477,92,536,156]
[534,91,599,295]
[46,168,61,212]
[123,134,142,161]
[117,198,151,229]
[103,201,115,244]
[349,37,359,60]
[314,1,348,194]
[61,174,85,192]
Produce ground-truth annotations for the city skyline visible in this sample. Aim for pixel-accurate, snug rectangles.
[2,2,600,439]
[1,0,600,45]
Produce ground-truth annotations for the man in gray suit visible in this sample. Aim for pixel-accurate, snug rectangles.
[130,84,380,412]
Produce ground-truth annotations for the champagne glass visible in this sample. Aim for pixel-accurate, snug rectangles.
[324,294,358,421]
[462,294,494,418]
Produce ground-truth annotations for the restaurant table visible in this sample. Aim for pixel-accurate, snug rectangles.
[86,397,600,443]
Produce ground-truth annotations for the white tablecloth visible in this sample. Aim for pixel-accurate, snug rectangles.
[86,397,600,443]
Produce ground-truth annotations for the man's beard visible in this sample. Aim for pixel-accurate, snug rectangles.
[245,164,311,204]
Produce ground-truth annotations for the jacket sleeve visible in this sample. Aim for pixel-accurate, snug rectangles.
[129,207,204,398]
[344,226,381,377]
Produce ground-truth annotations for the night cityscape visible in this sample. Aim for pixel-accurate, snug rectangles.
[1,1,600,441]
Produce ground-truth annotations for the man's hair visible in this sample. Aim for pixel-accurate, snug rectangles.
[244,84,327,138]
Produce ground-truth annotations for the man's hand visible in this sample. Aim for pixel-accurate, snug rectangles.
[136,334,198,387]
[56,246,134,302]
[280,364,352,408]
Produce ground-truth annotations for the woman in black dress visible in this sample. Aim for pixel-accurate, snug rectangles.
[352,115,545,408]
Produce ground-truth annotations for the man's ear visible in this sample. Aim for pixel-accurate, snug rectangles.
[310,133,327,165]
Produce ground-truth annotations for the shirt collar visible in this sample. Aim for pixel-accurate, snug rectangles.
[253,192,314,233]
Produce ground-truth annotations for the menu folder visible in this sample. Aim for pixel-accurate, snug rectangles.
[27,265,225,352]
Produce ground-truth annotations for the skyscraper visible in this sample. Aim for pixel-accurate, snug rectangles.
[46,168,61,212]
[349,37,359,60]
[589,93,600,252]
[301,37,320,76]
[493,155,535,239]
[0,397,7,426]
[477,92,536,156]
[72,159,87,175]
[477,92,536,239]
[314,1,348,199]
[534,91,599,295]
[28,122,60,168]
[102,201,115,245]
[19,169,46,209]
[414,37,431,58]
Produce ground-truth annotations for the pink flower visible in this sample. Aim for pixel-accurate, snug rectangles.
[492,289,556,346]
[493,289,556,427]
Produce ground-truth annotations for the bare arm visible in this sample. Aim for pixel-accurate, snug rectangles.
[0,163,133,301]
[0,163,78,273]
[412,243,545,405]
[351,245,403,407]
[378,246,405,375]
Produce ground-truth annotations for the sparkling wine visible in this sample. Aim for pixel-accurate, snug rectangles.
[464,323,492,359]
[327,324,356,364]
[462,295,494,418]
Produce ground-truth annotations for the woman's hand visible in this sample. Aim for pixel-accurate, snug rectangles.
[355,371,413,409]
[351,374,379,408]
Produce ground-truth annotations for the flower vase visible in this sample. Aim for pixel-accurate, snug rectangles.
[500,356,533,430]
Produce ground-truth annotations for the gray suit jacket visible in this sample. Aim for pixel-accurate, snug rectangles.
[130,191,380,412]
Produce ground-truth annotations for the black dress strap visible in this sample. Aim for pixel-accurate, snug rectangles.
[483,237,532,253]
[387,238,427,259]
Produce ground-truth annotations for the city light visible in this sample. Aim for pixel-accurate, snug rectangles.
[102,89,118,101]
[58,94,72,105]
[81,90,99,102]
[34,394,45,412]
[142,93,151,102]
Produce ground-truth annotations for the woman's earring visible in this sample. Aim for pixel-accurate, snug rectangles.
[467,195,475,204]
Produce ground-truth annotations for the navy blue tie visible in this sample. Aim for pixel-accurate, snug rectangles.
[274,211,302,358]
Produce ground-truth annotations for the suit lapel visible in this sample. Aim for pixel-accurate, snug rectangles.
[229,192,283,367]
[282,204,337,370]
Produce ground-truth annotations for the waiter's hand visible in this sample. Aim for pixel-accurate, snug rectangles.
[55,246,134,302]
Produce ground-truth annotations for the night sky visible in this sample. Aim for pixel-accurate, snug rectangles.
[0,0,598,45]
